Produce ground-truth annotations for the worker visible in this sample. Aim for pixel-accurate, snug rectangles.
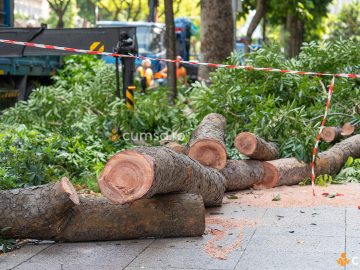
[175,56,188,86]
[136,59,154,93]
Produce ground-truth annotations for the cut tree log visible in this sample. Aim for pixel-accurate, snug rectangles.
[187,113,227,170]
[98,146,226,207]
[56,194,205,242]
[341,122,356,136]
[221,160,265,191]
[254,134,360,189]
[253,158,310,189]
[0,178,79,240]
[234,132,279,161]
[316,134,360,175]
[165,141,186,154]
[321,127,342,142]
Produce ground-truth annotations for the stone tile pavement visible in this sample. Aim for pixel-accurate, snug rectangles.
[1,202,357,270]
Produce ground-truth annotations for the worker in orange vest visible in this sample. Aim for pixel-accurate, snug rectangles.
[154,56,188,86]
[136,59,154,93]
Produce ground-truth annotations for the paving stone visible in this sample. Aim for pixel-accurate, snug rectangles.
[342,252,360,270]
[346,237,360,253]
[0,243,52,270]
[246,234,345,254]
[206,204,267,220]
[128,246,240,270]
[13,263,62,270]
[235,252,340,270]
[346,224,360,238]
[27,240,153,268]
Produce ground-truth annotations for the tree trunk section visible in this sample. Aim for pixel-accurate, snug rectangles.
[165,0,177,104]
[286,14,304,57]
[341,122,356,136]
[245,0,267,52]
[253,158,310,189]
[316,134,360,175]
[0,178,79,239]
[321,126,342,143]
[198,0,234,80]
[221,160,265,191]
[98,146,226,207]
[56,194,205,242]
[234,132,279,161]
[187,113,227,170]
[254,135,360,189]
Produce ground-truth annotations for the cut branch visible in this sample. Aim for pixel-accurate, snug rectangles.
[321,127,342,143]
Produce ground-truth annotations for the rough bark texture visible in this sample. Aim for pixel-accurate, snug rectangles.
[321,127,342,143]
[98,146,226,207]
[341,122,356,136]
[316,134,360,176]
[188,113,227,170]
[221,160,265,191]
[254,135,360,189]
[234,132,279,161]
[0,178,79,239]
[56,194,205,242]
[198,0,234,80]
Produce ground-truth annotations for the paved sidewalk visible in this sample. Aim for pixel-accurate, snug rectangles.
[1,185,360,270]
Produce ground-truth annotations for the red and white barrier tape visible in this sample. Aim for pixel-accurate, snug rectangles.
[0,39,359,79]
[311,76,335,196]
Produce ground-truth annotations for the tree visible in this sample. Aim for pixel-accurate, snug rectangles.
[330,2,360,41]
[47,0,72,28]
[198,0,234,81]
[245,0,267,52]
[97,0,144,21]
[164,0,177,104]
[76,0,98,25]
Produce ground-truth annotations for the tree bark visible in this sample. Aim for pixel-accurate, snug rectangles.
[198,0,234,80]
[254,134,360,189]
[187,113,227,170]
[56,194,205,242]
[253,158,311,189]
[316,134,360,176]
[234,132,279,161]
[164,0,177,104]
[286,14,305,58]
[341,122,356,136]
[221,160,265,191]
[98,146,226,207]
[0,178,79,240]
[321,127,342,143]
[245,0,267,52]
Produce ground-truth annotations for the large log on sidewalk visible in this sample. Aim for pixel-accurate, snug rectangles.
[98,147,226,207]
[321,126,342,143]
[187,113,227,170]
[0,178,79,240]
[254,134,360,189]
[221,160,265,191]
[56,194,205,242]
[234,132,279,161]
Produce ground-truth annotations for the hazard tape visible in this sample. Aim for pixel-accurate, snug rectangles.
[0,39,359,79]
[311,77,335,196]
[0,39,358,196]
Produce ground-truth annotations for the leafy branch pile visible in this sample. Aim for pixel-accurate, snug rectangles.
[0,40,359,191]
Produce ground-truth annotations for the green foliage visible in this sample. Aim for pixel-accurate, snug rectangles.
[329,2,360,41]
[190,40,360,161]
[0,227,16,253]
[334,157,360,183]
